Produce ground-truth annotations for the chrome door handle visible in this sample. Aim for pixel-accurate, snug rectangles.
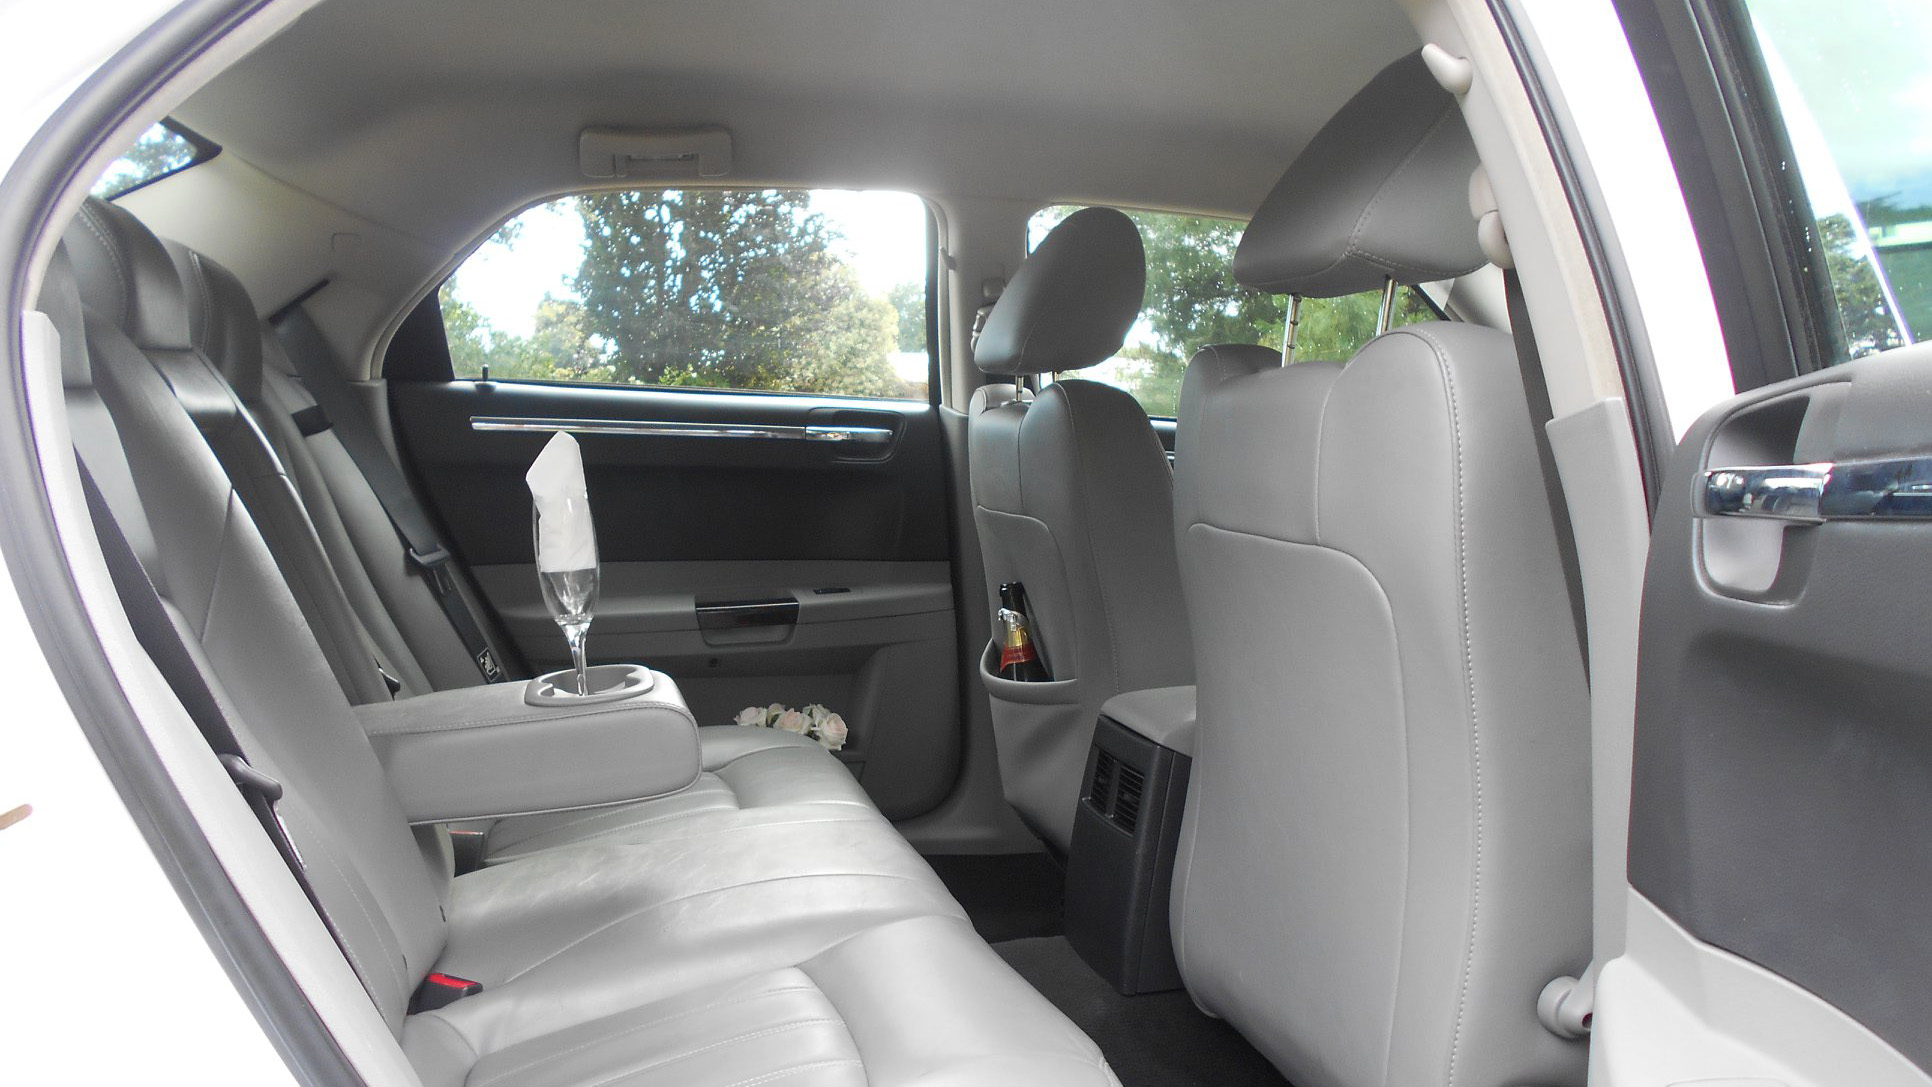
[469,416,895,444]
[1701,455,1932,522]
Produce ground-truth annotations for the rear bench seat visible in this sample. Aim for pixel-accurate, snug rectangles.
[64,197,878,863]
[40,214,1117,1087]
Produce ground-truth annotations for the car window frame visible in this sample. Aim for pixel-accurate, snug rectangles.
[426,187,940,406]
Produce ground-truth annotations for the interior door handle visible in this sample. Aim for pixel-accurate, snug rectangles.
[1701,455,1932,522]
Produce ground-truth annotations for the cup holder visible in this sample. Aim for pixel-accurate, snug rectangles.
[523,662,656,707]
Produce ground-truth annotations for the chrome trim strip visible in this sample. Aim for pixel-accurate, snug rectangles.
[469,416,894,444]
[1701,455,1932,522]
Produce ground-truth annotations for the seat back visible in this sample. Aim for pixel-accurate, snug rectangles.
[967,208,1193,848]
[1170,51,1591,1087]
[50,211,449,1030]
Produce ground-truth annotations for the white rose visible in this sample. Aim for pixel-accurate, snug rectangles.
[802,703,830,726]
[776,709,808,734]
[818,713,848,751]
[734,706,766,727]
[767,702,786,722]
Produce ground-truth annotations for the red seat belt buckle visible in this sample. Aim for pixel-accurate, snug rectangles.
[410,971,482,1013]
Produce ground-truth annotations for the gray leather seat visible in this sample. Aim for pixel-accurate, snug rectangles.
[1169,51,1592,1087]
[62,197,880,862]
[41,232,1117,1087]
[968,207,1194,850]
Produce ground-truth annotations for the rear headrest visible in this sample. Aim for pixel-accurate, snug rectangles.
[165,241,265,402]
[37,246,93,389]
[1233,50,1486,298]
[64,197,191,350]
[973,207,1145,376]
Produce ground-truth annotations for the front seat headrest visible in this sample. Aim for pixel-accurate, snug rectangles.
[1233,49,1486,298]
[64,197,192,350]
[973,206,1145,376]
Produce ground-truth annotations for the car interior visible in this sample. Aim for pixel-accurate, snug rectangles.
[22,1,1618,1085]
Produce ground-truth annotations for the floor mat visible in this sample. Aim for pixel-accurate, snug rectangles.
[994,935,1290,1087]
[923,852,1065,943]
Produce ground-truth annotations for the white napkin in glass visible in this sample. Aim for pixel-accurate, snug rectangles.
[525,431,598,573]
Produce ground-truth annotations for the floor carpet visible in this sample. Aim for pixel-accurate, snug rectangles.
[923,852,1065,943]
[994,935,1291,1087]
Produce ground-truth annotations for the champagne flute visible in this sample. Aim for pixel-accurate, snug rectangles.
[533,507,600,695]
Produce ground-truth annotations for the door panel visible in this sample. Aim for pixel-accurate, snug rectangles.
[1627,344,1932,1072]
[391,380,960,821]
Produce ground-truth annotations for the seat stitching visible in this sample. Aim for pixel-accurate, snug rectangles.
[490,811,880,859]
[714,1059,864,1087]
[470,984,821,1087]
[1409,326,1483,1087]
[561,1018,846,1087]
[364,699,697,736]
[500,872,941,983]
[489,783,734,845]
[1310,366,1336,546]
[306,820,409,1001]
[1059,385,1124,692]
[76,202,130,326]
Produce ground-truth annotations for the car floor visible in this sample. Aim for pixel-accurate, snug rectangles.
[927,852,1290,1087]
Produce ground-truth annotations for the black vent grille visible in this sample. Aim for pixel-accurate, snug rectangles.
[1086,750,1146,834]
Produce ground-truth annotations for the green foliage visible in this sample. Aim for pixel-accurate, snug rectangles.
[887,280,927,353]
[92,124,200,198]
[571,190,912,397]
[442,289,619,382]
[1816,212,1906,360]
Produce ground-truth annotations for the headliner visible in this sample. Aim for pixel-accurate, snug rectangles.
[175,0,1420,251]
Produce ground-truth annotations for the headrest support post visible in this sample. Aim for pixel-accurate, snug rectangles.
[1376,278,1398,336]
[1282,295,1304,363]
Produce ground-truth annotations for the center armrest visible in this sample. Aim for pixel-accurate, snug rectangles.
[357,666,700,824]
[1098,685,1197,756]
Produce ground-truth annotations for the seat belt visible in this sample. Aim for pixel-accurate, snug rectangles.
[269,306,507,683]
[1502,268,1590,677]
[77,459,365,987]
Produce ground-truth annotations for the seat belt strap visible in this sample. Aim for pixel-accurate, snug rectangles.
[1503,268,1590,676]
[269,306,507,683]
[77,458,364,983]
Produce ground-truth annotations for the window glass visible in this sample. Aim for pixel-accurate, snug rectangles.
[90,121,215,199]
[1743,0,1929,362]
[442,190,930,399]
[1027,206,1434,417]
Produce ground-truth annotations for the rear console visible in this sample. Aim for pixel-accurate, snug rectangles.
[1063,686,1196,995]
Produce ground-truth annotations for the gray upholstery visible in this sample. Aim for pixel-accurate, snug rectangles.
[64,197,870,862]
[1097,685,1197,757]
[66,199,398,706]
[968,371,1192,849]
[41,230,1120,1085]
[1171,330,1591,1087]
[357,670,703,824]
[972,207,1144,376]
[1169,48,1590,1087]
[1172,341,1280,551]
[1231,50,1487,298]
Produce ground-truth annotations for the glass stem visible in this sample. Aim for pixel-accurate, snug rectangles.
[567,626,589,696]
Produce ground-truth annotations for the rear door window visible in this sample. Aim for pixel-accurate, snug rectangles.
[1743,0,1928,362]
[441,189,931,399]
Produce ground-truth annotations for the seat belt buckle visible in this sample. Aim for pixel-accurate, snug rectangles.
[408,546,456,593]
[409,972,483,1014]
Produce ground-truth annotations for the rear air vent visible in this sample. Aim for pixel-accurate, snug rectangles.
[1112,764,1144,832]
[1085,750,1145,834]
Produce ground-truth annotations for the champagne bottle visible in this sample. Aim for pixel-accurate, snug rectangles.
[997,582,1051,682]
